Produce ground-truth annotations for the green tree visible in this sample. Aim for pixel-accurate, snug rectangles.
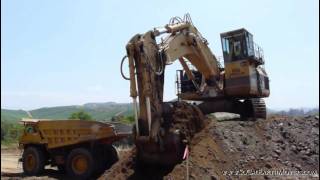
[69,110,92,120]
[120,115,135,124]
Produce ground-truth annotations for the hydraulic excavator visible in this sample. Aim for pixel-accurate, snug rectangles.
[121,14,270,165]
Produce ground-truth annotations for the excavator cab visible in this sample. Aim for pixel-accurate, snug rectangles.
[220,28,264,64]
[220,28,270,98]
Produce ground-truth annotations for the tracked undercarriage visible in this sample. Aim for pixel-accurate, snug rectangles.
[245,98,267,119]
[198,98,267,120]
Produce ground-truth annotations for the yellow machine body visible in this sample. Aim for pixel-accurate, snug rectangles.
[19,119,118,149]
[224,59,269,97]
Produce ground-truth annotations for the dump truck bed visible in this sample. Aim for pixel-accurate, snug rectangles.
[20,119,129,149]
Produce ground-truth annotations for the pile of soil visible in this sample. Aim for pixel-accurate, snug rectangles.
[2,114,318,179]
[101,114,319,180]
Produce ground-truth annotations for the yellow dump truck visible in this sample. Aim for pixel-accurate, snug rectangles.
[18,119,130,179]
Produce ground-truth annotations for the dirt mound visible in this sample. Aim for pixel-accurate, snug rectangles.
[98,149,136,179]
[165,114,319,179]
[3,115,318,179]
[102,114,319,179]
[99,148,176,180]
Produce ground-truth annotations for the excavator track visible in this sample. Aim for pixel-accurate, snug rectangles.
[244,98,267,120]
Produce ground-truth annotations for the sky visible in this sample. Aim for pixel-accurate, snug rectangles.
[1,0,319,110]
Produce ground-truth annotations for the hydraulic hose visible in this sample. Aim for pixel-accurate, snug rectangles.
[120,55,131,80]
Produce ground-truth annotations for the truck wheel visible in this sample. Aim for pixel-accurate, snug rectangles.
[22,146,46,176]
[92,145,106,174]
[66,148,94,179]
[105,145,119,167]
[57,165,66,173]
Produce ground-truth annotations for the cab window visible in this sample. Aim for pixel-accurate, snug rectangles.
[222,38,229,54]
[233,41,241,56]
[25,125,36,133]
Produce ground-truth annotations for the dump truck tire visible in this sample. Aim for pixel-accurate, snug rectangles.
[22,146,46,176]
[105,145,119,167]
[57,165,66,173]
[93,145,119,175]
[92,145,107,174]
[66,148,94,179]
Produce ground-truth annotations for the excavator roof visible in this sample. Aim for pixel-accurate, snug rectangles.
[220,28,252,38]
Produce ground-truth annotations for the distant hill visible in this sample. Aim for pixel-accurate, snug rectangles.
[1,102,133,122]
[2,103,318,123]
[1,109,29,123]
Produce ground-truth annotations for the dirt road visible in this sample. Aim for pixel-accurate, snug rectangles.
[1,148,64,180]
[1,148,22,174]
[1,147,130,180]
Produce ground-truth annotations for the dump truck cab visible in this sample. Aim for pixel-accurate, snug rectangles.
[19,119,46,146]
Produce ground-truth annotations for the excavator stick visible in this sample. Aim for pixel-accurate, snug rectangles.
[122,29,206,165]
